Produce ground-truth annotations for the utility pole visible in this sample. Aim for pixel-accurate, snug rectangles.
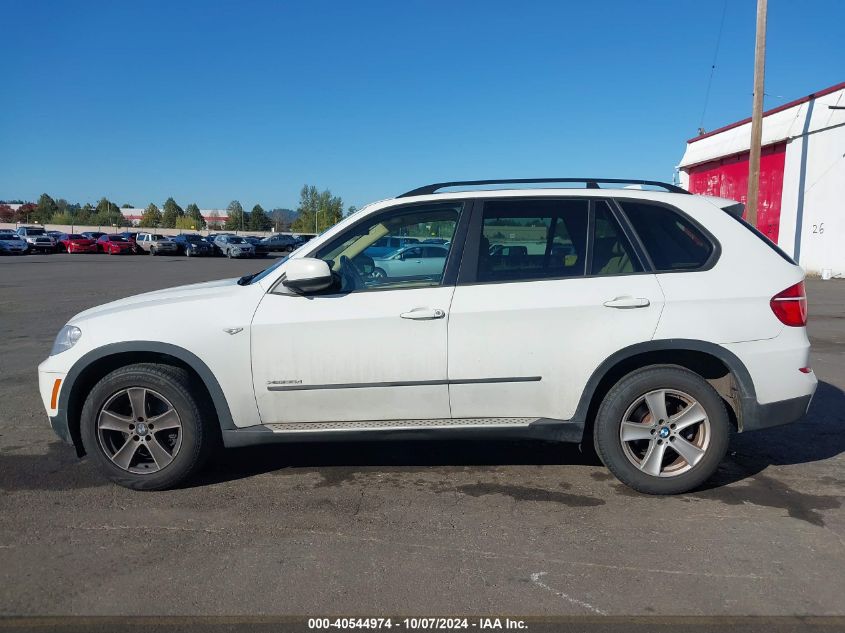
[746,0,768,228]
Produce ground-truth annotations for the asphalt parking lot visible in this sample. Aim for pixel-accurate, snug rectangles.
[0,253,843,617]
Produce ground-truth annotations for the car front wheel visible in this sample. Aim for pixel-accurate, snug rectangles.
[80,363,215,490]
[593,365,730,495]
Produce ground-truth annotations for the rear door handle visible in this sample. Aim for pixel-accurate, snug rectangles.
[603,296,650,309]
[400,307,445,320]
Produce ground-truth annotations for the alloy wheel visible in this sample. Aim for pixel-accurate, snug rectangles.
[618,389,711,478]
[96,387,183,474]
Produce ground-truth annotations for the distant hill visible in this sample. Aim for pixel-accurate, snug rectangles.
[269,208,299,229]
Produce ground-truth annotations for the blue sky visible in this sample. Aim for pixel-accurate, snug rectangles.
[1,0,842,211]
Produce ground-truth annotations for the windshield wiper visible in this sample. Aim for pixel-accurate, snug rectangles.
[237,273,257,286]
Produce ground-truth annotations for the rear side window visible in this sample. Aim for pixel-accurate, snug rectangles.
[591,201,643,275]
[478,199,589,282]
[620,201,713,271]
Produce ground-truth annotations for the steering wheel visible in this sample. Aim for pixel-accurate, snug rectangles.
[339,255,365,291]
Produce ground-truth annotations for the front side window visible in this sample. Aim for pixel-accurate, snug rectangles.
[313,202,462,292]
[620,201,713,271]
[477,199,589,282]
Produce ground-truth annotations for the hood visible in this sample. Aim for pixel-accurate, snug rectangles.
[70,277,242,323]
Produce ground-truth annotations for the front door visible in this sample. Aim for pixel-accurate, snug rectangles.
[251,201,466,424]
[447,197,665,421]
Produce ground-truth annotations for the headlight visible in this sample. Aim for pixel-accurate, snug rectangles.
[50,325,82,356]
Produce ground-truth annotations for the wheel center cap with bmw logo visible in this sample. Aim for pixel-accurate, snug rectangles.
[659,426,670,439]
[136,423,149,436]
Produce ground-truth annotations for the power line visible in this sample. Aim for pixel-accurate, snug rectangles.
[699,0,729,132]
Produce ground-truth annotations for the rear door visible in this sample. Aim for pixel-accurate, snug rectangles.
[447,197,665,421]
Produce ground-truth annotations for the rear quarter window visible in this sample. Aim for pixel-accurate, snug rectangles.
[619,201,714,271]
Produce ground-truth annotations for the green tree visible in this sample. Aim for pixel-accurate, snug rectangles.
[50,213,75,225]
[35,193,59,224]
[291,185,343,234]
[160,197,184,228]
[223,200,245,231]
[77,203,94,224]
[345,205,358,218]
[94,197,124,227]
[184,203,205,230]
[121,203,133,208]
[248,204,272,231]
[138,203,162,228]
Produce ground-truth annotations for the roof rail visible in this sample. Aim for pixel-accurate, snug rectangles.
[398,178,689,197]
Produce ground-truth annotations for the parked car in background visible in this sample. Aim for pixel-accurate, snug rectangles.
[362,235,420,258]
[213,234,255,258]
[261,234,298,252]
[243,236,270,257]
[96,234,135,255]
[371,244,450,280]
[80,231,107,243]
[118,232,142,254]
[46,230,65,241]
[57,234,98,254]
[169,234,215,257]
[15,226,56,253]
[205,233,234,256]
[136,233,179,256]
[0,231,29,255]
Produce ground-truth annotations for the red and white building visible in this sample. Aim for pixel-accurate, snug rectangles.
[119,208,229,226]
[678,81,845,277]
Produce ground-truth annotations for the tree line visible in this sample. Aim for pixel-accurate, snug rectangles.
[0,185,357,233]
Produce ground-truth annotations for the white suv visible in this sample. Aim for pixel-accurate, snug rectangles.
[37,179,817,494]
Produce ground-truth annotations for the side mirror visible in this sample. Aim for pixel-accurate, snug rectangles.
[282,258,333,293]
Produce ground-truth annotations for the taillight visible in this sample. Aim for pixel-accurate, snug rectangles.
[771,281,807,327]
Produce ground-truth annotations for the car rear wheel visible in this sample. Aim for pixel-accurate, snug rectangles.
[150,247,156,256]
[372,267,387,279]
[80,363,215,490]
[593,365,730,495]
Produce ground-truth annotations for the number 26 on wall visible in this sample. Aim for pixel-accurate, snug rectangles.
[811,222,825,234]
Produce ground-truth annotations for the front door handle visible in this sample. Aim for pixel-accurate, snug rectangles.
[603,296,650,309]
[400,307,445,320]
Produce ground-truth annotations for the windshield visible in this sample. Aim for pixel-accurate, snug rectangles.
[26,228,45,235]
[68,234,84,239]
[0,234,20,240]
[183,234,202,241]
[227,237,245,244]
[109,236,127,242]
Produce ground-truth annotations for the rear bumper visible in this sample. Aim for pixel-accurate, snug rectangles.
[740,392,814,432]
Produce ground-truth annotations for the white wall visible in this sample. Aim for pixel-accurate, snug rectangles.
[779,122,845,277]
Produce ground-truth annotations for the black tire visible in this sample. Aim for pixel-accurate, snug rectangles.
[80,363,215,490]
[150,247,156,256]
[593,365,729,495]
[226,248,232,258]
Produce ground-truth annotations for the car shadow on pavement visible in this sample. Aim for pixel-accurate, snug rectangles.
[192,381,845,493]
